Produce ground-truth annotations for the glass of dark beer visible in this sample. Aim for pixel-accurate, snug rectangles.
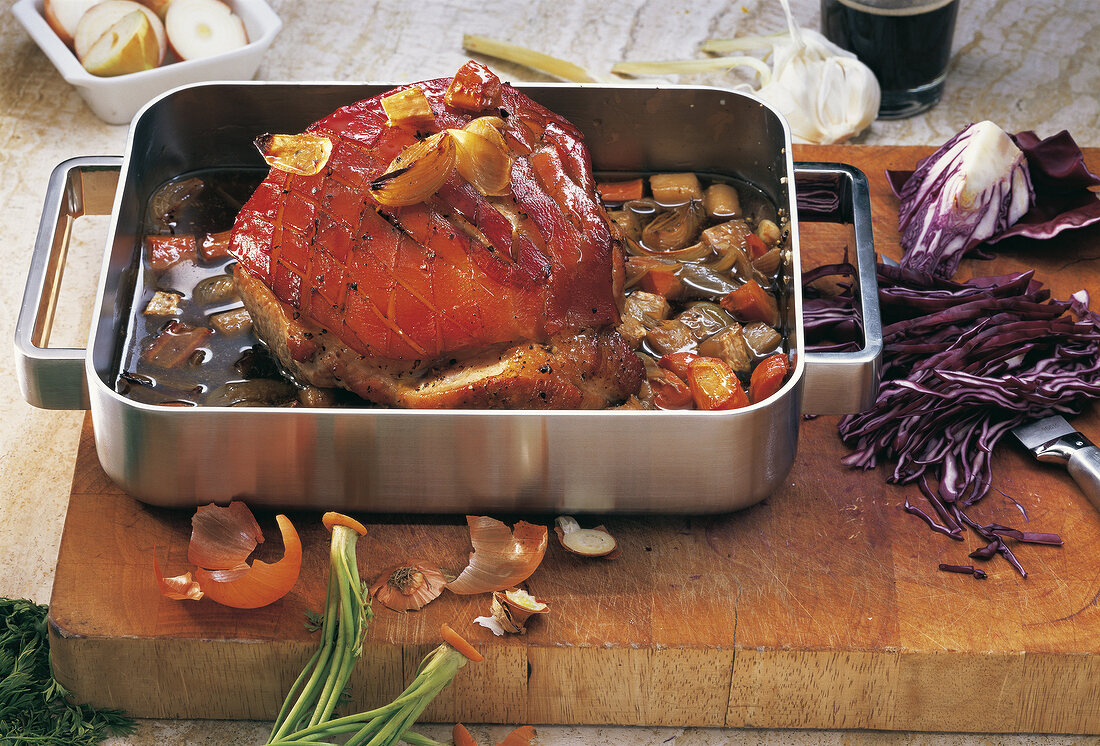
[821,0,959,120]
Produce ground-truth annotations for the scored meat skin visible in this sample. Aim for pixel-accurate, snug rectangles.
[229,65,644,408]
[235,265,643,409]
[232,75,622,362]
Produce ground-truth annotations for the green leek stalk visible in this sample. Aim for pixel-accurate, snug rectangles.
[266,514,479,746]
[267,517,371,743]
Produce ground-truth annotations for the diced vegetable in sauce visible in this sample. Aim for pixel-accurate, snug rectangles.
[602,171,790,410]
[117,169,790,409]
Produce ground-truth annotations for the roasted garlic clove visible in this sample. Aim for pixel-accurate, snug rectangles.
[255,133,333,176]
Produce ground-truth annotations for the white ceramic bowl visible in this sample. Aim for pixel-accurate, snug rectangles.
[12,0,282,125]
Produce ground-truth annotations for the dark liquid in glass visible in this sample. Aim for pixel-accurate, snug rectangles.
[821,0,959,118]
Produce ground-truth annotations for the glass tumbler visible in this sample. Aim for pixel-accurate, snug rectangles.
[821,0,960,120]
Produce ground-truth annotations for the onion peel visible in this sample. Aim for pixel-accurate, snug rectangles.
[491,588,549,634]
[187,500,263,571]
[193,514,302,609]
[370,562,447,612]
[446,516,548,595]
[153,550,203,601]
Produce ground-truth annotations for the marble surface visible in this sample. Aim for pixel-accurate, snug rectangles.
[2,0,1099,743]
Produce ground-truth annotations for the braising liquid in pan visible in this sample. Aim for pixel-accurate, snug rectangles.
[115,169,788,408]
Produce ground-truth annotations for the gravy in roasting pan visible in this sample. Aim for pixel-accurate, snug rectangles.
[115,169,791,409]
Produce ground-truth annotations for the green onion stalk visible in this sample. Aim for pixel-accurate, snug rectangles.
[266,513,480,746]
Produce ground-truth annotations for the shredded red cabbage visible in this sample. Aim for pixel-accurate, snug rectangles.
[804,127,1100,576]
[938,563,988,580]
[804,262,1099,576]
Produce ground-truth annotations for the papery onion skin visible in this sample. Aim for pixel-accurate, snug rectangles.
[194,514,303,609]
[188,500,263,571]
[446,516,548,595]
[154,552,204,601]
[370,562,447,611]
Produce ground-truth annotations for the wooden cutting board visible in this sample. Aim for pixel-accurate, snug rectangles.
[49,145,1100,733]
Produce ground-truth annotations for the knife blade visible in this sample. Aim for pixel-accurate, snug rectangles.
[1012,415,1100,512]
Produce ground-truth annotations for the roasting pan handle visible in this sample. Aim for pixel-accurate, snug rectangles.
[15,156,121,410]
[793,163,882,415]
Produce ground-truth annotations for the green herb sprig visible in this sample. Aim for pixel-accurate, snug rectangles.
[0,597,135,745]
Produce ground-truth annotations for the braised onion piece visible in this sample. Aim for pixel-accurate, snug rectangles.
[450,117,512,197]
[641,202,706,252]
[370,131,457,207]
[192,273,239,306]
[446,516,548,595]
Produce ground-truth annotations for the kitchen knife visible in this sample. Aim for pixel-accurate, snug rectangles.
[1012,415,1100,511]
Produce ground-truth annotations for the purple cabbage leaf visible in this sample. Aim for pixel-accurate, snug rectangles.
[893,121,1034,278]
[887,126,1100,272]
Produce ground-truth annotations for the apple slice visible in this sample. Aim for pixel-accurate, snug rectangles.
[74,0,167,65]
[80,9,161,76]
[43,0,101,47]
[165,0,248,61]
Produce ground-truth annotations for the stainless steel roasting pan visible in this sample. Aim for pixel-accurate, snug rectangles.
[16,81,881,513]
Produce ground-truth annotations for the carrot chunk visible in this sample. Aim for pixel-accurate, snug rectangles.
[720,279,779,325]
[749,353,790,403]
[639,267,683,299]
[650,369,693,410]
[199,230,233,262]
[657,351,700,382]
[147,235,197,272]
[445,60,503,112]
[686,357,750,411]
[596,178,644,203]
[745,232,768,259]
[141,320,212,369]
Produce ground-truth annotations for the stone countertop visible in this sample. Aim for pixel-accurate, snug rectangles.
[2,0,1098,743]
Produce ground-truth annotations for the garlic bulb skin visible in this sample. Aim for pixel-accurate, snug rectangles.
[755,27,880,146]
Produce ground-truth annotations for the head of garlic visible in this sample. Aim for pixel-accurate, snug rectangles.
[753,5,880,145]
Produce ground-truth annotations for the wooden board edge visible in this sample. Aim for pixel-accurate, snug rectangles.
[50,624,1100,733]
[728,648,1100,733]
